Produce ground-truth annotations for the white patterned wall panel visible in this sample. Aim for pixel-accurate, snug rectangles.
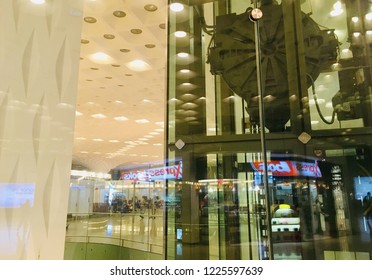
[0,0,83,259]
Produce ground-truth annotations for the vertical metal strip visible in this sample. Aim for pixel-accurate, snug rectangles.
[252,0,274,260]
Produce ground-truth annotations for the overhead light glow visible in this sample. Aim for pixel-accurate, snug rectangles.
[333,1,342,10]
[91,113,106,119]
[366,13,372,21]
[330,9,343,17]
[135,119,149,123]
[30,0,45,4]
[114,116,128,121]
[89,52,115,64]
[177,52,189,58]
[126,59,151,71]
[175,31,187,38]
[170,3,184,12]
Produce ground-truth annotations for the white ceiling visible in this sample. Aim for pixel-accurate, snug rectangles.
[72,0,168,173]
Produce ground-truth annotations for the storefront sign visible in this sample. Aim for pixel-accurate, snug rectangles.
[121,161,183,181]
[250,160,322,178]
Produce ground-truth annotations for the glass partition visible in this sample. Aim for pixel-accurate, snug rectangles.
[65,178,165,259]
[166,0,372,260]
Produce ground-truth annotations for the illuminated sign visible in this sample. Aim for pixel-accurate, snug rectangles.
[121,161,183,181]
[0,183,35,208]
[251,160,322,178]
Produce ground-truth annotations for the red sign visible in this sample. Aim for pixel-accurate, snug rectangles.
[120,161,183,181]
[251,160,322,177]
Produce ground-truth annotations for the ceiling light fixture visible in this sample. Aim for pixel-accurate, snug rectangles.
[84,16,97,23]
[144,4,158,12]
[135,119,150,123]
[114,116,128,121]
[30,0,45,4]
[113,10,126,17]
[170,3,184,12]
[131,29,143,34]
[91,114,106,119]
[126,60,151,71]
[89,52,115,64]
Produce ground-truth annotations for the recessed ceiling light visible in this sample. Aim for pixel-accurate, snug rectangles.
[76,137,86,140]
[89,52,115,64]
[126,60,151,71]
[81,39,90,44]
[30,0,45,4]
[159,23,166,29]
[80,151,89,154]
[114,116,128,121]
[93,138,104,142]
[135,119,150,123]
[170,3,184,12]
[120,48,131,53]
[131,29,143,34]
[145,44,156,48]
[91,114,106,119]
[149,132,160,135]
[104,34,115,39]
[180,69,190,73]
[144,4,158,12]
[76,111,83,116]
[84,16,97,23]
[138,138,148,141]
[113,10,126,17]
[111,64,121,67]
[109,140,120,143]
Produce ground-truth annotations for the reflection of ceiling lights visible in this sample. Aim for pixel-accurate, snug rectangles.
[330,1,343,17]
[175,31,187,38]
[177,52,189,58]
[170,3,184,12]
[126,60,151,71]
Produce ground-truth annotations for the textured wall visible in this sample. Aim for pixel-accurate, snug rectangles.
[0,0,83,259]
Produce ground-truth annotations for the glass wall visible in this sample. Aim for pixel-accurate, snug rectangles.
[166,0,372,260]
[65,176,165,259]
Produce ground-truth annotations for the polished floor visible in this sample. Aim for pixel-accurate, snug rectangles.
[65,212,372,260]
